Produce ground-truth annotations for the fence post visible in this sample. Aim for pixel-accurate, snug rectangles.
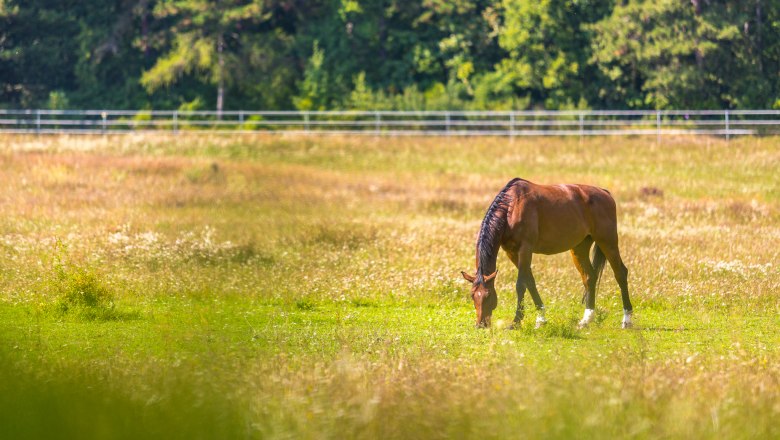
[375,111,380,135]
[656,110,661,145]
[304,112,310,132]
[239,110,244,130]
[36,109,41,134]
[725,110,730,141]
[173,111,178,133]
[445,111,451,135]
[509,112,515,140]
[579,112,584,141]
[101,111,107,134]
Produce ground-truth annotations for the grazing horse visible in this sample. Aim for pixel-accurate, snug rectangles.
[461,178,633,329]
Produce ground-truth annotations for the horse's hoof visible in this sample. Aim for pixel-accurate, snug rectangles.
[578,309,595,329]
[535,319,547,329]
[621,321,633,329]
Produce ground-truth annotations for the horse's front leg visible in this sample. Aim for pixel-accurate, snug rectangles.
[516,248,546,329]
[512,273,526,328]
[503,250,525,329]
[522,268,546,328]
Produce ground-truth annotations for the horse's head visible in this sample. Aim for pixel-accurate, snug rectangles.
[461,270,498,328]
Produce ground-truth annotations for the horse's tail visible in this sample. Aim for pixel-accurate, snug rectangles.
[582,243,608,304]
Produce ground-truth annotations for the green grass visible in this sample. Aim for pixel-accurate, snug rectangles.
[0,133,779,439]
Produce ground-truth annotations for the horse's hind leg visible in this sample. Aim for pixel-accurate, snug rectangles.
[570,237,598,327]
[570,236,595,305]
[595,240,633,328]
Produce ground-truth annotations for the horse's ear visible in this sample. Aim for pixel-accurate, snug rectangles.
[461,271,476,283]
[484,270,498,282]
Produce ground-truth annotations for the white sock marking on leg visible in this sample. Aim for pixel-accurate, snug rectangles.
[534,307,547,327]
[622,309,632,326]
[580,308,595,326]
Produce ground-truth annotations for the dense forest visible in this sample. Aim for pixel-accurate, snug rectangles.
[1,0,779,111]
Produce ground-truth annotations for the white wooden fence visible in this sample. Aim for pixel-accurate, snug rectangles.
[2,109,778,138]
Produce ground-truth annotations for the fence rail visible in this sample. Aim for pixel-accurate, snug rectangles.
[2,109,780,137]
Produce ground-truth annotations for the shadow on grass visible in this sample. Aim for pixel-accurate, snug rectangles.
[510,320,583,340]
[55,306,143,322]
[53,290,142,323]
[635,326,695,332]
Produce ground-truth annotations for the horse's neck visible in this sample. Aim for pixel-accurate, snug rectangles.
[476,189,510,275]
[476,231,501,276]
[477,253,498,276]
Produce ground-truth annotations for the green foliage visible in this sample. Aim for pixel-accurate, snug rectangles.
[348,72,385,110]
[47,241,136,321]
[348,74,474,111]
[293,41,331,111]
[47,91,70,110]
[178,97,205,112]
[496,0,614,109]
[295,298,316,311]
[590,1,716,108]
[3,1,780,110]
[54,268,115,320]
[141,0,276,112]
[50,245,116,321]
[132,110,152,121]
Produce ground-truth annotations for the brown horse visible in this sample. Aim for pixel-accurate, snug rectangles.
[461,178,633,329]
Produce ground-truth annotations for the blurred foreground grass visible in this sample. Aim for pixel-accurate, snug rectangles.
[0,133,779,439]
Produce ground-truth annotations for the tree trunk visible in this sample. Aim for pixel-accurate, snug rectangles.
[217,34,225,118]
[757,0,763,73]
[692,0,703,68]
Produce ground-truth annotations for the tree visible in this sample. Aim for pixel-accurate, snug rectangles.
[4,0,780,111]
[0,0,84,107]
[589,0,779,109]
[312,0,505,109]
[0,0,155,109]
[493,0,614,109]
[293,40,330,110]
[72,0,154,109]
[141,0,271,114]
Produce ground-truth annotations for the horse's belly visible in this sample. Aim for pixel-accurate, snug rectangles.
[534,228,588,255]
[534,240,581,255]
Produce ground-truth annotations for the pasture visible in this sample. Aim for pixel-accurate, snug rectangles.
[0,133,778,439]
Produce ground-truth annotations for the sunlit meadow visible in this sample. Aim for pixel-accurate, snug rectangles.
[0,133,778,439]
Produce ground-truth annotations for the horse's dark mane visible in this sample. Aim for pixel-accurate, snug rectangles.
[475,178,524,283]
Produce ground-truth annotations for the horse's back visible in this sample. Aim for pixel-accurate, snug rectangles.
[509,180,614,216]
[503,179,618,254]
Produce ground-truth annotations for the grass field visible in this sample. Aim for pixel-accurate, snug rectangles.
[0,133,778,439]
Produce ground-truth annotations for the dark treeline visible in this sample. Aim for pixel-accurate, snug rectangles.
[2,0,779,111]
